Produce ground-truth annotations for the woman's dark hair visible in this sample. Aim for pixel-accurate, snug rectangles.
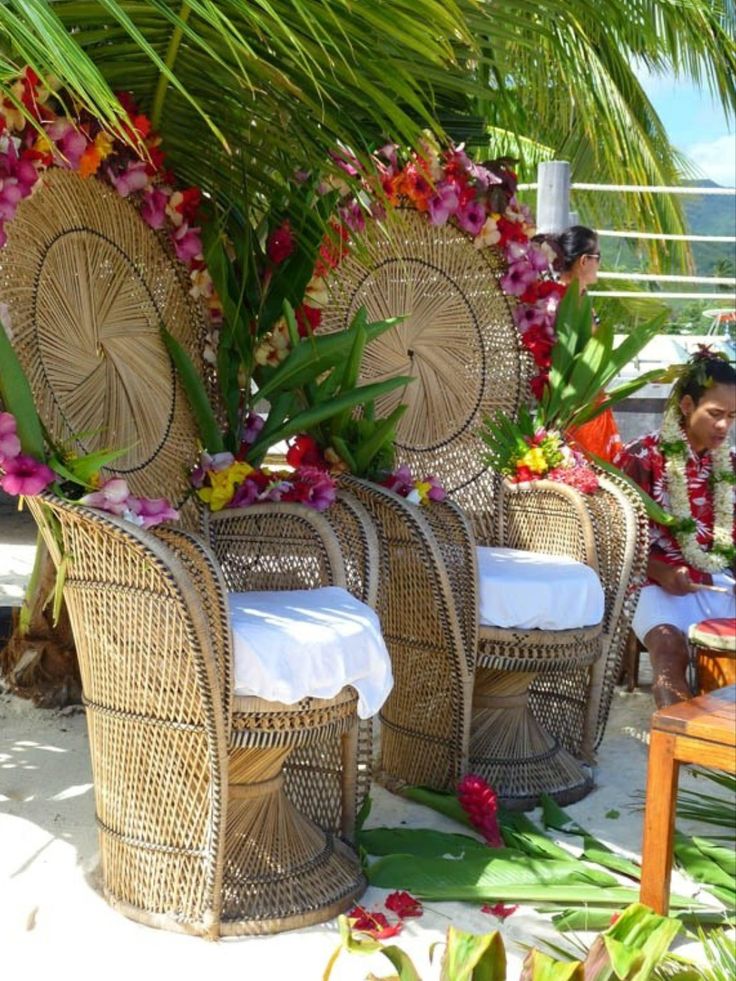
[675,353,736,407]
[532,225,598,272]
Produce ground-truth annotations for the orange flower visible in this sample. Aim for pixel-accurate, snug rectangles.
[79,144,102,178]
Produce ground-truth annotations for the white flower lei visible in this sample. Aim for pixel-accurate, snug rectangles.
[660,405,734,573]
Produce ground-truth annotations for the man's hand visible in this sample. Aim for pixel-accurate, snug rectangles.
[648,559,699,596]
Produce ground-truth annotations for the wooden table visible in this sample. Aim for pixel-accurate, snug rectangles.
[640,685,736,914]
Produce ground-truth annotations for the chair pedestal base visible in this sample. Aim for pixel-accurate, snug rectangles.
[220,744,365,935]
[470,668,593,810]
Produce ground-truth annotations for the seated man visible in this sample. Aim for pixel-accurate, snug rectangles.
[621,352,735,708]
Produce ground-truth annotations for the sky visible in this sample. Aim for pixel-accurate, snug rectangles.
[638,70,735,187]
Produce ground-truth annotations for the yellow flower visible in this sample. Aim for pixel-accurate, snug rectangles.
[197,462,253,511]
[519,447,548,474]
[415,480,432,504]
[94,130,115,160]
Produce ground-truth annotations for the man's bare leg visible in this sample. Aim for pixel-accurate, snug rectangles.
[643,624,691,708]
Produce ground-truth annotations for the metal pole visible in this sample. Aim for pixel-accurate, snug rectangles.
[536,161,571,234]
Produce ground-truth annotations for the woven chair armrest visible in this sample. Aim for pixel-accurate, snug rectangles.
[320,491,380,606]
[151,525,234,723]
[338,475,474,787]
[202,502,348,593]
[495,478,598,568]
[419,498,479,665]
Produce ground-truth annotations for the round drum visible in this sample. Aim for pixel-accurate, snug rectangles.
[689,618,736,694]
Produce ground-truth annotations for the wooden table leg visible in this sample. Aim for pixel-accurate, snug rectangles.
[640,728,680,914]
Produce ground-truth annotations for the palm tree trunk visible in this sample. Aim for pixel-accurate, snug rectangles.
[0,535,80,707]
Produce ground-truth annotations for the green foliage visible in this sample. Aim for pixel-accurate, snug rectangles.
[0,310,45,459]
[440,925,506,980]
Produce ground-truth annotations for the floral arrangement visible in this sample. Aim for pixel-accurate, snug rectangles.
[0,410,177,527]
[658,393,735,575]
[0,67,223,364]
[190,448,336,513]
[379,464,446,506]
[480,406,599,494]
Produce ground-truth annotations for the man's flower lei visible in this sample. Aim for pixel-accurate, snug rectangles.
[0,68,223,364]
[659,405,735,573]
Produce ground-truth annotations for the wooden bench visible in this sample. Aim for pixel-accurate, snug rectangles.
[640,685,736,914]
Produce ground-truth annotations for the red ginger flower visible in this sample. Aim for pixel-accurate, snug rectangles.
[385,890,423,919]
[457,773,503,847]
[285,434,326,470]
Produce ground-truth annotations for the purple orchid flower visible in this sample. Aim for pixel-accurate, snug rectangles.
[140,187,170,229]
[80,477,132,515]
[173,222,203,263]
[339,200,366,233]
[456,199,487,236]
[427,181,459,226]
[513,303,547,332]
[241,412,264,446]
[0,454,55,496]
[229,477,262,509]
[500,259,537,296]
[527,243,553,272]
[127,496,179,528]
[108,160,149,198]
[46,119,87,169]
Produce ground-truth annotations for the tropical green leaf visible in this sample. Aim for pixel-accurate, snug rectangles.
[499,811,573,863]
[248,377,412,458]
[352,405,407,475]
[402,785,473,828]
[440,925,506,981]
[358,826,491,859]
[0,311,46,460]
[160,326,224,453]
[520,949,583,981]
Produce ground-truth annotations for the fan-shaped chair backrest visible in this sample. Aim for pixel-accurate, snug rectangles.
[321,206,533,528]
[0,169,206,518]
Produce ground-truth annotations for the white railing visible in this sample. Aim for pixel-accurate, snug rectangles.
[521,161,736,303]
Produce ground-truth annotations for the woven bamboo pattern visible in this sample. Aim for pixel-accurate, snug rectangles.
[322,207,647,806]
[340,475,476,789]
[0,169,203,520]
[28,494,365,936]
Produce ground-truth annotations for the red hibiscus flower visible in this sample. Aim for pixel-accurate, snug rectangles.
[285,434,327,470]
[266,220,295,264]
[347,906,403,940]
[481,903,518,919]
[458,774,503,847]
[385,891,423,919]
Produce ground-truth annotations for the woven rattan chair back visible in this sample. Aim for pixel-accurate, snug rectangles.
[321,206,534,533]
[0,168,205,522]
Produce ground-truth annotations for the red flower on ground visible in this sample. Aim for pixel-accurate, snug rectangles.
[266,220,295,264]
[481,903,518,919]
[285,434,327,470]
[347,906,404,940]
[385,890,423,919]
[457,773,503,847]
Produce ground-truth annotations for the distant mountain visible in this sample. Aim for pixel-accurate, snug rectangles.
[681,179,736,275]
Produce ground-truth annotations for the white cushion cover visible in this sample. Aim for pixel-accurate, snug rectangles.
[228,586,393,719]
[476,546,604,630]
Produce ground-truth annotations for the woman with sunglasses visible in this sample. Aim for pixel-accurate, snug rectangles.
[540,225,622,463]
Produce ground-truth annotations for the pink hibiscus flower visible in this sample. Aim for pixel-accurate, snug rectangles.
[0,454,55,496]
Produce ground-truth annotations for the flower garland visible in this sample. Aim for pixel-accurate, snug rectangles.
[255,137,563,395]
[191,447,337,513]
[0,67,223,364]
[0,411,178,526]
[659,405,735,573]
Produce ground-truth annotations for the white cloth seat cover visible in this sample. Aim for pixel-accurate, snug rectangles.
[228,586,393,719]
[476,546,604,631]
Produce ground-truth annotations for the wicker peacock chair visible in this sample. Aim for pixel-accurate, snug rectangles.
[0,168,384,933]
[321,206,648,808]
